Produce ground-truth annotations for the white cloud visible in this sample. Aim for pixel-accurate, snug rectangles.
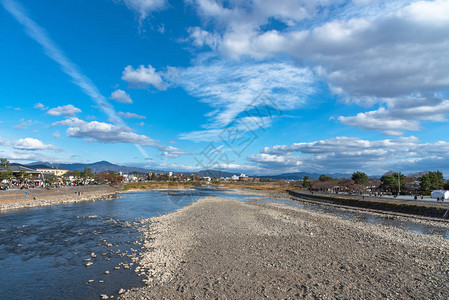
[248,153,303,169]
[0,136,11,146]
[256,136,449,174]
[5,150,53,162]
[157,145,194,159]
[122,65,169,90]
[120,0,168,23]
[188,27,219,49]
[34,102,48,110]
[184,0,449,135]
[2,0,155,162]
[117,111,146,119]
[110,89,133,104]
[52,131,61,138]
[14,119,37,130]
[338,95,449,134]
[47,104,81,117]
[53,118,156,145]
[14,138,57,150]
[175,58,313,131]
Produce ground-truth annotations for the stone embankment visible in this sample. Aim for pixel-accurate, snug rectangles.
[0,185,117,211]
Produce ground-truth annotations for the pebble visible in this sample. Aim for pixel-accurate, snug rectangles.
[105,270,110,275]
[85,262,93,267]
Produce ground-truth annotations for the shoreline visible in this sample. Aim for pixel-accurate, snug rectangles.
[0,185,118,212]
[122,195,449,299]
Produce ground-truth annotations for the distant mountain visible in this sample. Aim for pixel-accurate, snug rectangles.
[259,172,352,180]
[27,161,154,174]
[197,170,241,178]
[24,161,353,179]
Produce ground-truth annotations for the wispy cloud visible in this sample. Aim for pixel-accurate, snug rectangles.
[2,0,187,161]
[117,112,147,119]
[34,102,48,110]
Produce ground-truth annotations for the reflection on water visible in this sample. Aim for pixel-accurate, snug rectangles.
[0,190,202,300]
[1,187,448,300]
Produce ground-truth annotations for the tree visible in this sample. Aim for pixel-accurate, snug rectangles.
[16,169,30,183]
[302,176,310,188]
[420,171,444,193]
[0,158,13,185]
[380,172,405,193]
[45,174,57,186]
[444,181,449,190]
[82,167,93,183]
[352,171,368,186]
[319,174,333,182]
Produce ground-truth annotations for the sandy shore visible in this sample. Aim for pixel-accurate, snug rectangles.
[0,185,117,211]
[122,196,449,299]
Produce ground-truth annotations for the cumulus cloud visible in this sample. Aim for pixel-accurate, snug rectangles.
[117,111,146,119]
[110,89,133,104]
[14,138,57,150]
[185,0,449,135]
[47,104,81,117]
[256,136,449,174]
[122,65,169,90]
[34,102,48,110]
[53,118,156,145]
[338,95,449,134]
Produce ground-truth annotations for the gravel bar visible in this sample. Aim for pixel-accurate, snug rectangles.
[122,196,449,299]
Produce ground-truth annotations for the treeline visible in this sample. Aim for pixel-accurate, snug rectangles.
[302,171,448,195]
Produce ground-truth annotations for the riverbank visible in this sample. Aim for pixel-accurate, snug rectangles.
[122,196,449,299]
[288,190,449,218]
[0,185,118,211]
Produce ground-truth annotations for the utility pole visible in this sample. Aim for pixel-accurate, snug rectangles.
[398,172,401,194]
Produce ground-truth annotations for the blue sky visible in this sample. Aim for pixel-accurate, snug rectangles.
[1,0,449,175]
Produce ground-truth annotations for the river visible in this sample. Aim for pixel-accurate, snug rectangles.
[1,187,448,299]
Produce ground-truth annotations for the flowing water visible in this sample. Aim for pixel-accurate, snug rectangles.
[1,187,448,299]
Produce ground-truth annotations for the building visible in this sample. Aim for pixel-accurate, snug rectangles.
[35,167,69,177]
[239,174,250,181]
[10,165,44,187]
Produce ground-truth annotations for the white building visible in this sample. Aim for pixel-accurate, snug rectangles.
[35,168,69,177]
[231,175,239,181]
